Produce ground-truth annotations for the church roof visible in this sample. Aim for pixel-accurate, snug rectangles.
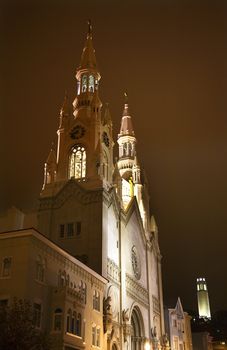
[119,94,135,137]
[78,21,98,71]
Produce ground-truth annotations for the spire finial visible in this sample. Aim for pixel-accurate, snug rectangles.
[87,19,92,37]
[60,90,69,118]
[124,91,128,104]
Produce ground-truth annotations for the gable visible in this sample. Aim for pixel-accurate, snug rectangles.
[39,179,103,211]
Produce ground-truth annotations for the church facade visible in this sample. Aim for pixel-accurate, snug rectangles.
[0,24,168,350]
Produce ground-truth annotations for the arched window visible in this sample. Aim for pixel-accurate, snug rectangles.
[72,311,76,334]
[54,308,62,331]
[93,290,100,311]
[96,327,100,347]
[92,325,96,345]
[89,75,94,92]
[69,145,86,179]
[82,75,87,92]
[66,309,72,332]
[76,313,81,336]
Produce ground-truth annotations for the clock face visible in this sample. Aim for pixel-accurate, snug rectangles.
[131,246,141,280]
[70,125,85,140]
[102,131,109,147]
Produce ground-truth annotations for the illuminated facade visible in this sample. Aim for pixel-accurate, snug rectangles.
[0,23,167,350]
[38,23,167,350]
[197,278,211,319]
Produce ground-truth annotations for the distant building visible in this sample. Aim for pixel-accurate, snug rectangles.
[197,278,211,319]
[165,297,193,350]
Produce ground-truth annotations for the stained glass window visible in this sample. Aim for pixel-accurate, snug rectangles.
[69,146,86,179]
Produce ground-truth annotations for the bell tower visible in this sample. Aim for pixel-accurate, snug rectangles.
[41,21,113,196]
[38,22,114,272]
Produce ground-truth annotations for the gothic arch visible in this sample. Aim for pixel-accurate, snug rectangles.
[69,144,86,179]
[131,306,145,350]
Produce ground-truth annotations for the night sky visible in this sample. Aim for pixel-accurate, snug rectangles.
[1,0,227,313]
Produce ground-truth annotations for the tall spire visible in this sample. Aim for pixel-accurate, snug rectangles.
[78,20,98,72]
[119,92,135,137]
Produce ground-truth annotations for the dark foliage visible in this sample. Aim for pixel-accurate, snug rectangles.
[0,298,51,350]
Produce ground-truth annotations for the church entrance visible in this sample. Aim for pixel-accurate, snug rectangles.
[131,307,144,350]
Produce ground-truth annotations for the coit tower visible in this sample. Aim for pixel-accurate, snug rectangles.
[197,277,211,319]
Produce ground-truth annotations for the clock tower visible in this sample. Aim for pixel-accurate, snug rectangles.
[42,21,113,197]
[38,22,114,273]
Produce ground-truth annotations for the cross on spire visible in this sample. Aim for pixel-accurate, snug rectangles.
[87,19,92,37]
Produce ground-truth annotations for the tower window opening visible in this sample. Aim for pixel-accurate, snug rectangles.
[89,75,94,92]
[69,145,86,179]
[82,75,87,93]
[123,143,127,157]
[128,142,132,156]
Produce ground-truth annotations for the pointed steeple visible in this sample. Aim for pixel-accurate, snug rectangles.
[46,146,57,165]
[42,145,57,189]
[77,20,99,74]
[60,91,70,118]
[59,92,70,128]
[119,93,135,137]
[73,21,101,114]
